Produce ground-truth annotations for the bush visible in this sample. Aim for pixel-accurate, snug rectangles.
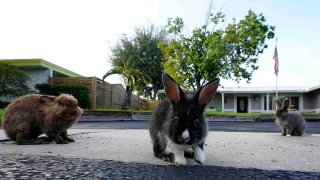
[35,84,90,109]
[0,109,4,124]
[0,100,10,109]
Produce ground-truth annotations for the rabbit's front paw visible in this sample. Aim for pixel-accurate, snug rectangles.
[194,146,206,164]
[160,152,174,163]
[175,155,187,165]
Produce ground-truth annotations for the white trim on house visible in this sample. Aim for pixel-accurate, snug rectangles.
[303,108,320,113]
[248,97,252,113]
[260,94,264,112]
[223,108,234,112]
[266,94,270,111]
[233,95,236,113]
[221,92,225,112]
[299,95,303,111]
[251,110,262,113]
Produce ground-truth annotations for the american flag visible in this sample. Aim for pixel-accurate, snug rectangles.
[273,46,279,76]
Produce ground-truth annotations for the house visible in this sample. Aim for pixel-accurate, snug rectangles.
[0,59,82,92]
[0,59,147,110]
[208,86,320,113]
[3,59,319,112]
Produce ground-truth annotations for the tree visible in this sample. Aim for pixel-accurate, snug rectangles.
[103,53,150,109]
[103,34,152,109]
[103,24,167,109]
[0,61,31,97]
[159,9,275,91]
[131,24,167,99]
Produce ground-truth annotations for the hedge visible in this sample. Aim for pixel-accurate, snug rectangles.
[35,84,90,109]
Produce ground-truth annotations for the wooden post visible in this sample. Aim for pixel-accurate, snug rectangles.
[110,84,113,109]
[91,77,97,110]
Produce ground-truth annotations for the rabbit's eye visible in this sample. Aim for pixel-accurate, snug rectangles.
[173,116,179,123]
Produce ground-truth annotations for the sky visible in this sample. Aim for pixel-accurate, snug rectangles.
[0,0,319,88]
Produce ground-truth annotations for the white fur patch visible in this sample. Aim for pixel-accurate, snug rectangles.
[194,146,206,164]
[165,136,191,165]
[181,129,190,141]
[175,153,187,165]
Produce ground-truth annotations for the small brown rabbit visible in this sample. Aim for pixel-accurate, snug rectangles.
[2,94,83,145]
[275,99,306,136]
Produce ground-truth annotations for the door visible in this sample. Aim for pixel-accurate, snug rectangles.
[237,97,248,113]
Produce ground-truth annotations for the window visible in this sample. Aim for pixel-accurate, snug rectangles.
[269,96,274,110]
[264,95,275,110]
[287,97,299,110]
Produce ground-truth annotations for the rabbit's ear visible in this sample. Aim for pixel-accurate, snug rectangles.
[162,73,185,105]
[283,99,290,110]
[194,78,219,109]
[39,95,56,105]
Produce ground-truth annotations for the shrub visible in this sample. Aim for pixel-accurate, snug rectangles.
[35,84,90,109]
[0,100,10,109]
[0,109,4,124]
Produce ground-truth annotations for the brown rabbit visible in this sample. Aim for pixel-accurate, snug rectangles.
[275,99,306,136]
[2,94,83,145]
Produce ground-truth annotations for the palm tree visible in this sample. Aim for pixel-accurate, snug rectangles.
[103,59,151,109]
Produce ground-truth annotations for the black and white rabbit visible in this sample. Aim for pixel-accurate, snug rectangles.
[150,73,219,165]
[275,99,306,136]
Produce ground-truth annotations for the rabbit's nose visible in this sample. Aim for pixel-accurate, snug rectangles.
[180,129,190,143]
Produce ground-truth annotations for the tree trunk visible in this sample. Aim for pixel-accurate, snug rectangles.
[195,66,202,90]
[121,86,132,110]
[152,84,158,100]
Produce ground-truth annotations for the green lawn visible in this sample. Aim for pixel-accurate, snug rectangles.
[93,108,152,113]
[205,111,261,118]
[96,109,264,118]
[0,109,4,124]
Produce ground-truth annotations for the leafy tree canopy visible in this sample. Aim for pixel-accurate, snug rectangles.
[104,24,167,100]
[0,61,31,97]
[159,9,275,91]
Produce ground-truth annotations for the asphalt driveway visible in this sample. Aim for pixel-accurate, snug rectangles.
[1,121,320,179]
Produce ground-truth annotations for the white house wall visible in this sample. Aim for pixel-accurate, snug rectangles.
[207,92,308,113]
[25,68,52,91]
[304,89,320,112]
[0,68,52,102]
[223,94,235,112]
[208,94,222,111]
[207,93,234,112]
[251,95,262,112]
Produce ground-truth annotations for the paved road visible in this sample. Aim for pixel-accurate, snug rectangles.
[73,121,320,134]
[1,121,320,179]
[1,154,319,179]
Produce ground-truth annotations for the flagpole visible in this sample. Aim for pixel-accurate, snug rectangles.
[276,72,278,101]
[275,38,278,104]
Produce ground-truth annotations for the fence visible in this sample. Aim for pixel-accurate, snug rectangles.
[50,77,150,110]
